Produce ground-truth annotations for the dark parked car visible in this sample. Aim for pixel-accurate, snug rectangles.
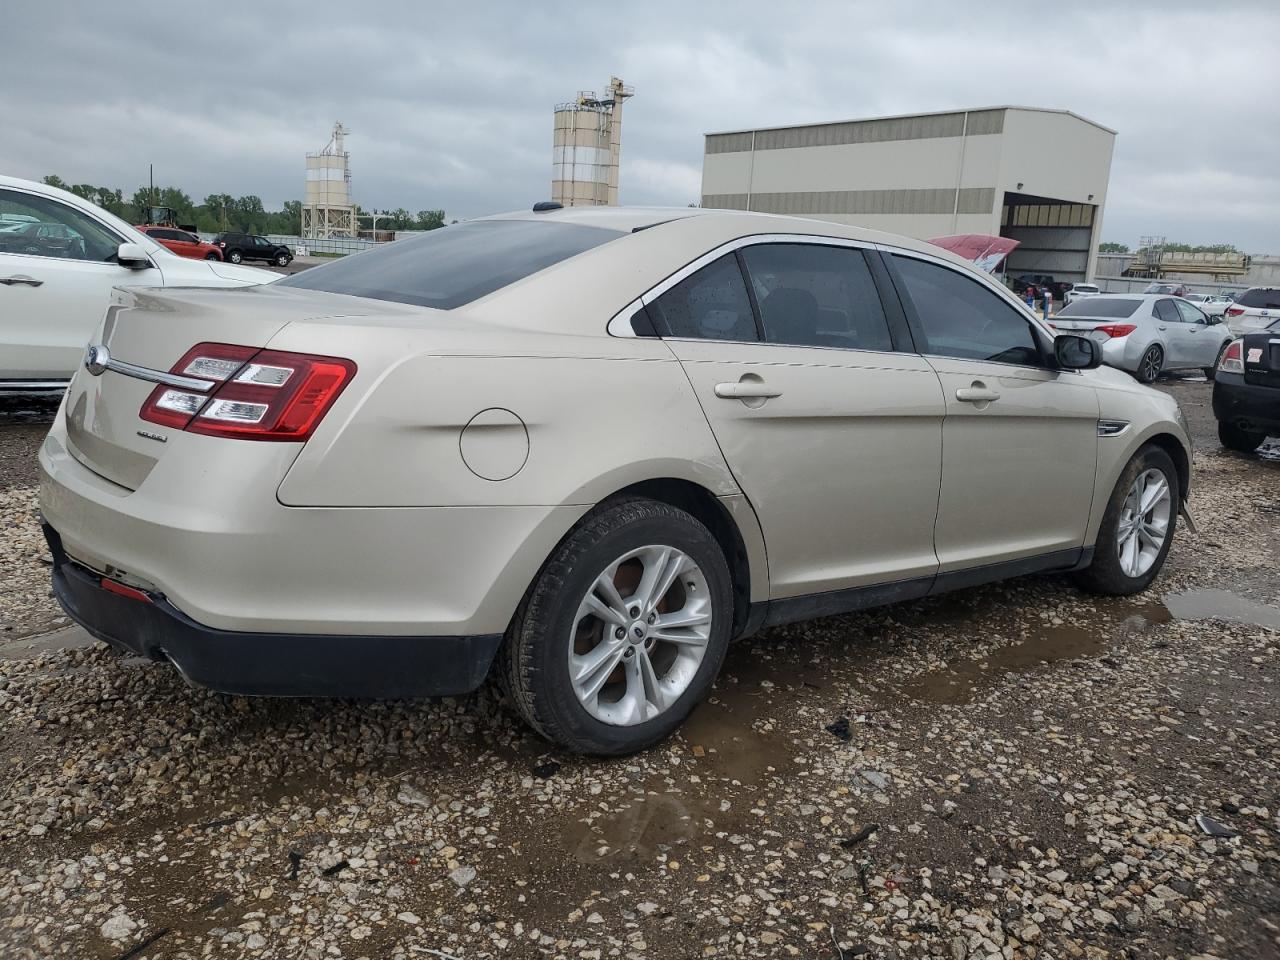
[212,232,293,267]
[1213,321,1280,452]
[0,220,84,258]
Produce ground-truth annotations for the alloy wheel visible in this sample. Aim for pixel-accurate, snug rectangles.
[1141,347,1162,382]
[568,544,712,726]
[1116,468,1171,577]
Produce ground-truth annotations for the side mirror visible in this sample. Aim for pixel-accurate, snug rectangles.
[1055,334,1101,370]
[116,242,152,269]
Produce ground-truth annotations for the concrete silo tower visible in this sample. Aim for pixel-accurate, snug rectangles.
[551,77,634,206]
[303,122,357,239]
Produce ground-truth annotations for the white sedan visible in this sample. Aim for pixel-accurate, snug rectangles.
[1184,293,1233,318]
[0,175,275,391]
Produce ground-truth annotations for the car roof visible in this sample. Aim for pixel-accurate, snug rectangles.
[480,204,974,266]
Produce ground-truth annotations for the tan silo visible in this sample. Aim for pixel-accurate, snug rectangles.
[551,78,633,206]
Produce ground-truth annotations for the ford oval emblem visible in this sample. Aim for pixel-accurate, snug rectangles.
[84,344,110,376]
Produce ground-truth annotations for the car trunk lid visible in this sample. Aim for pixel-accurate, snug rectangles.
[62,285,378,490]
[1242,331,1280,389]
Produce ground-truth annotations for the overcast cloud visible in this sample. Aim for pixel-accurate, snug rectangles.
[4,0,1278,250]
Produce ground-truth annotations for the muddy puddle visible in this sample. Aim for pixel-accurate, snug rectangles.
[897,586,1280,705]
[1164,587,1280,629]
[560,644,802,865]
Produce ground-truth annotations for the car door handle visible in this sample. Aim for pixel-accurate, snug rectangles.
[956,384,1001,403]
[714,380,782,400]
[1157,325,1167,331]
[0,275,43,287]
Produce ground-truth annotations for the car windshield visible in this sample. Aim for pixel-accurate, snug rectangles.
[1057,297,1142,318]
[278,219,625,309]
[1237,288,1280,309]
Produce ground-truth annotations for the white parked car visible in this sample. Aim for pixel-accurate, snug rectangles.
[1184,293,1233,318]
[1052,294,1234,382]
[40,206,1194,755]
[0,175,275,391]
[1063,283,1101,305]
[1224,287,1280,336]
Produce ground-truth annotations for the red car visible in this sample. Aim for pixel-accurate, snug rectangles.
[135,225,223,261]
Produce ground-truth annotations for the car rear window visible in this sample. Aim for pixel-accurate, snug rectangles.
[1057,297,1142,318]
[1237,288,1280,309]
[277,219,624,309]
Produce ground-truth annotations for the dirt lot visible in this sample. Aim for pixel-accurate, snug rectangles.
[0,381,1276,960]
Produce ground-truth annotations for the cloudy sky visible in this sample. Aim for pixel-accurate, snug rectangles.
[4,0,1278,250]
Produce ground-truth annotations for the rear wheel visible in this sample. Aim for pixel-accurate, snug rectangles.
[1075,445,1178,596]
[1204,341,1229,381]
[1218,422,1264,453]
[1136,345,1163,383]
[502,497,733,755]
[227,250,243,264]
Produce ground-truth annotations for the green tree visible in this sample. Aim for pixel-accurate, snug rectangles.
[415,209,445,230]
[1098,241,1129,253]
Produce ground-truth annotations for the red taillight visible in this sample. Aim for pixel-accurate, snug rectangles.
[139,343,355,441]
[1219,339,1245,374]
[101,577,153,604]
[1095,323,1137,338]
[1226,307,1245,317]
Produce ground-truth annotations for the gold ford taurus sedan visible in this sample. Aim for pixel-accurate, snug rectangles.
[39,206,1193,755]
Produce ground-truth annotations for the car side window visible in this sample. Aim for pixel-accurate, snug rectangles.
[1173,299,1205,324]
[739,243,893,351]
[0,187,123,262]
[1154,299,1181,323]
[647,253,757,342]
[890,254,1043,366]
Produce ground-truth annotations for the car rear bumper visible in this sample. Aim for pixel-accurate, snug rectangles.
[1213,373,1280,433]
[44,522,502,698]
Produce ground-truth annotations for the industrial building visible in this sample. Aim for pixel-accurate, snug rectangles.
[303,122,357,239]
[551,78,633,206]
[701,106,1116,284]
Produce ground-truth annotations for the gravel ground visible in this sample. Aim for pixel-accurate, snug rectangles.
[0,381,1277,960]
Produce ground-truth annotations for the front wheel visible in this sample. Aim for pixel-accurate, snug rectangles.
[1075,445,1178,596]
[275,252,292,267]
[502,497,734,755]
[204,252,220,260]
[1204,341,1229,381]
[1136,344,1164,384]
[1218,422,1264,453]
[227,250,243,264]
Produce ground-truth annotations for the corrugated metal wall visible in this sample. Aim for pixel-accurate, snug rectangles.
[705,109,1004,154]
[702,187,995,216]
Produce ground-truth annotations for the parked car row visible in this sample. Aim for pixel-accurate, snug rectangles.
[0,175,276,390]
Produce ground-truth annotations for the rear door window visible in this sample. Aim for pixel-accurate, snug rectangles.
[739,243,893,351]
[647,253,757,342]
[1154,300,1181,323]
[278,219,624,310]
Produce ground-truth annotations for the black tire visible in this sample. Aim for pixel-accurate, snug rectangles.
[1204,341,1229,381]
[501,497,734,756]
[1136,345,1163,383]
[275,252,292,267]
[1075,445,1178,596]
[227,250,243,264]
[204,252,220,260]
[1218,422,1264,453]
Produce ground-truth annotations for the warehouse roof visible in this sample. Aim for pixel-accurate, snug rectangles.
[706,105,1117,139]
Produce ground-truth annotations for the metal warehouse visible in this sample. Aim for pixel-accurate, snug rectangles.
[701,106,1116,284]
